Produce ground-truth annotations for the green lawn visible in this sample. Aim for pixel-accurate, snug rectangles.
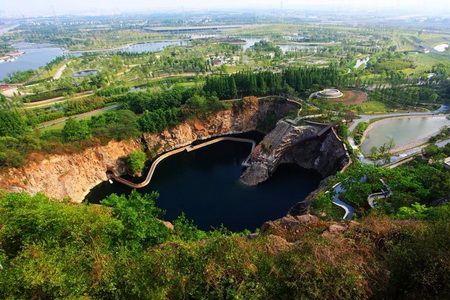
[406,52,450,74]
[359,101,388,114]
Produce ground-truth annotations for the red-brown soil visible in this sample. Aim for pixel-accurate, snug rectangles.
[329,90,368,105]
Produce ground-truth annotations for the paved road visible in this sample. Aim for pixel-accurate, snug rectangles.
[367,179,392,208]
[385,138,450,168]
[37,104,121,129]
[23,91,94,110]
[331,182,355,220]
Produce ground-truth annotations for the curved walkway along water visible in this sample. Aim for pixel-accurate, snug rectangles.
[330,182,355,220]
[330,177,394,219]
[109,137,256,189]
[367,179,393,208]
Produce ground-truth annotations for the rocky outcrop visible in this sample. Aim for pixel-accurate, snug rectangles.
[260,214,325,242]
[142,97,295,154]
[0,97,296,203]
[0,140,141,203]
[240,120,350,186]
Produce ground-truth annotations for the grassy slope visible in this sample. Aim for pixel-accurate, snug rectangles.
[0,191,448,299]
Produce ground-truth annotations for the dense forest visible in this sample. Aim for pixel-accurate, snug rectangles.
[203,65,347,99]
[369,86,441,107]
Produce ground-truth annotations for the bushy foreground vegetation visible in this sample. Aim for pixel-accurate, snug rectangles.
[0,191,448,299]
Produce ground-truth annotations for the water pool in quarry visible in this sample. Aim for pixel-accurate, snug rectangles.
[86,133,322,231]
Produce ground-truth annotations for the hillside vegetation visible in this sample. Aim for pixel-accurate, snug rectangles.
[0,191,448,299]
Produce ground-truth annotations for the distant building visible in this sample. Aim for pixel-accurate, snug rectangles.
[311,88,344,99]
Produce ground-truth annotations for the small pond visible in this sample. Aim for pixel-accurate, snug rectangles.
[86,133,322,231]
[361,115,450,154]
[72,69,99,78]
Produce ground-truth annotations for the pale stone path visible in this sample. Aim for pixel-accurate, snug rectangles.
[367,179,392,208]
[37,104,121,129]
[109,137,255,189]
[330,182,354,220]
[53,64,67,80]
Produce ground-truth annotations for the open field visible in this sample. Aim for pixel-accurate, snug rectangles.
[358,101,389,114]
[329,90,367,105]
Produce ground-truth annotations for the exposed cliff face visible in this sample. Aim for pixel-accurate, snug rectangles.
[0,97,296,203]
[142,97,295,154]
[0,140,141,203]
[240,120,350,186]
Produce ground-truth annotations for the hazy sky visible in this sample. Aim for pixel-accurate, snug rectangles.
[1,0,449,18]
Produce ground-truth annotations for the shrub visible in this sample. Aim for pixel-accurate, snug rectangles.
[385,221,450,297]
[62,118,91,142]
[395,202,429,220]
[101,191,170,248]
[0,109,28,137]
[126,150,147,175]
[352,121,368,145]
[89,110,141,141]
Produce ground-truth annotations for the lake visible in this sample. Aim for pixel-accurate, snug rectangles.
[120,40,187,53]
[85,133,322,231]
[0,40,187,81]
[361,115,450,154]
[0,42,64,81]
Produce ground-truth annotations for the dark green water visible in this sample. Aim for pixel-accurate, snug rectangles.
[86,133,322,231]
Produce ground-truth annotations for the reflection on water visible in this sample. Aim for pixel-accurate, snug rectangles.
[121,40,187,53]
[0,42,64,80]
[361,116,450,154]
[86,133,322,231]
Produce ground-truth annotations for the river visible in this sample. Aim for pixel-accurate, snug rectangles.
[0,42,64,81]
[361,115,450,154]
[0,40,187,81]
[85,133,322,231]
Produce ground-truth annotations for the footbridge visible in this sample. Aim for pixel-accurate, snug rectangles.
[109,137,255,189]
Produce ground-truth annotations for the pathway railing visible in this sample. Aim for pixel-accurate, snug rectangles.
[109,137,255,189]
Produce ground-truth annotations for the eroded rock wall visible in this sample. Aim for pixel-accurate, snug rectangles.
[0,140,141,203]
[142,97,294,153]
[0,97,295,203]
[240,120,350,186]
